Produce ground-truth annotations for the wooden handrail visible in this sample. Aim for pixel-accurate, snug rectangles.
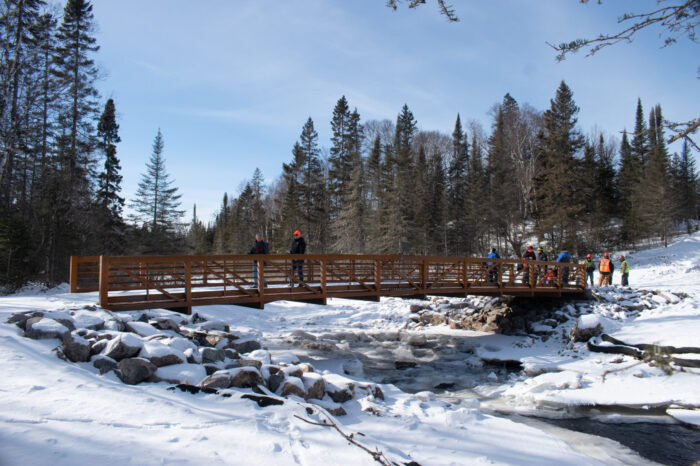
[76,254,586,314]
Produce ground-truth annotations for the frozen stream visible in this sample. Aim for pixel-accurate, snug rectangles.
[266,326,700,466]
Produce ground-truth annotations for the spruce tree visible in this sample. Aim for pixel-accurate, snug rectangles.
[392,104,418,254]
[95,98,124,253]
[447,114,469,254]
[536,81,584,252]
[129,129,184,252]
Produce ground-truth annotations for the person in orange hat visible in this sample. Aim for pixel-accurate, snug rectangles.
[290,230,306,284]
[598,252,614,287]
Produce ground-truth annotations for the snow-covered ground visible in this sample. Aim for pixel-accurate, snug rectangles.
[1,233,699,465]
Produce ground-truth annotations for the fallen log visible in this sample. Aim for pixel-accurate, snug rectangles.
[601,334,700,355]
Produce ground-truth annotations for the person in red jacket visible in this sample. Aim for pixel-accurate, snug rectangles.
[521,245,536,284]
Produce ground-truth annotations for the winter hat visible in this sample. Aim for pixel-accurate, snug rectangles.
[587,254,592,259]
[294,230,301,237]
[537,247,543,252]
[619,255,625,260]
[527,245,533,250]
[604,252,609,258]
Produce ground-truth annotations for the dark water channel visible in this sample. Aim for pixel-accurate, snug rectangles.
[337,337,700,466]
[366,359,700,466]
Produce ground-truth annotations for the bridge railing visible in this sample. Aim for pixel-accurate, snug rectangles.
[70,254,586,313]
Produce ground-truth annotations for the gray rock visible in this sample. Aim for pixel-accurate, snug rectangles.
[7,311,44,330]
[25,317,71,340]
[147,352,185,368]
[232,339,262,354]
[117,357,157,385]
[280,377,306,398]
[203,364,221,376]
[326,384,354,403]
[302,374,325,400]
[104,333,143,361]
[570,323,603,342]
[200,347,226,363]
[224,348,240,360]
[90,339,109,355]
[229,367,265,389]
[267,372,285,392]
[419,313,445,326]
[149,317,181,331]
[92,355,118,375]
[326,406,347,416]
[237,358,263,370]
[198,371,231,390]
[289,330,316,341]
[62,332,91,362]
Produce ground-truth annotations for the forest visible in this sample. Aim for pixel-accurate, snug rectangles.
[1,0,698,287]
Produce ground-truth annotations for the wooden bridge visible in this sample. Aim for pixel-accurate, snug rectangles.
[70,254,586,314]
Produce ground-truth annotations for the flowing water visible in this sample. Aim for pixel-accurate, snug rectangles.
[276,330,700,465]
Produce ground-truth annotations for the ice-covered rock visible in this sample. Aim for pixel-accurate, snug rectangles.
[302,372,325,400]
[104,333,143,361]
[280,376,306,398]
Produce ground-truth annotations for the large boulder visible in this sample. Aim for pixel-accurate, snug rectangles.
[229,367,265,389]
[280,377,306,398]
[302,373,325,400]
[25,317,71,340]
[200,347,226,364]
[232,339,262,354]
[139,341,186,367]
[92,355,118,375]
[62,332,91,362]
[104,333,143,361]
[570,315,603,342]
[7,311,44,330]
[198,371,233,390]
[117,357,157,385]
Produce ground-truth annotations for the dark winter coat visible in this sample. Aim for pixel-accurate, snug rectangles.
[290,237,306,255]
[522,250,536,261]
[249,240,269,255]
[536,251,548,261]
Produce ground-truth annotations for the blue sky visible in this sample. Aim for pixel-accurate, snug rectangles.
[91,0,699,222]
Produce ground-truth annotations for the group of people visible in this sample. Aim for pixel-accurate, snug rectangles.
[487,245,631,288]
[582,251,630,287]
[248,230,306,288]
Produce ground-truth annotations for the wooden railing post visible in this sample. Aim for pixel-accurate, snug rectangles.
[185,258,192,315]
[421,257,428,293]
[375,258,382,296]
[99,256,109,309]
[321,258,327,300]
[69,256,78,293]
[257,258,265,307]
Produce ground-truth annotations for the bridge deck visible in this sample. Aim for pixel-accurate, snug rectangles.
[70,254,586,314]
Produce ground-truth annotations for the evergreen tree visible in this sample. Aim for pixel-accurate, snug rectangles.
[447,114,469,254]
[535,81,584,252]
[129,129,184,252]
[672,140,698,232]
[639,104,672,245]
[392,104,418,254]
[95,98,124,253]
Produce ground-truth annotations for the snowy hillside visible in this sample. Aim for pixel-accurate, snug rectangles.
[2,233,700,465]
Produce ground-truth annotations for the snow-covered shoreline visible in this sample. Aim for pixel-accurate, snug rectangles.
[2,233,700,465]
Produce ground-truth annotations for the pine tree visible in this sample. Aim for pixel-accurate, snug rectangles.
[535,81,584,253]
[392,104,418,254]
[639,104,672,245]
[95,98,124,253]
[672,140,698,232]
[129,129,184,252]
[447,114,469,254]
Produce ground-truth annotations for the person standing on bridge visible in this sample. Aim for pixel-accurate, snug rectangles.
[487,248,499,283]
[521,245,536,285]
[536,247,548,285]
[556,249,572,284]
[582,254,595,287]
[619,255,630,287]
[248,234,269,288]
[290,230,306,285]
[597,252,613,287]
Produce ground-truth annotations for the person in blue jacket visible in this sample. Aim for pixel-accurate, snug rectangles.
[556,249,572,284]
[487,248,499,283]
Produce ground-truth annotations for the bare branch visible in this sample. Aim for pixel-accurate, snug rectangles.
[665,117,700,151]
[550,1,699,61]
[386,0,459,22]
